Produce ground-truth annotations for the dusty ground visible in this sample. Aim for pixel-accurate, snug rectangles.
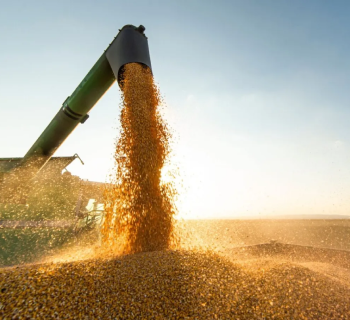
[181,219,350,251]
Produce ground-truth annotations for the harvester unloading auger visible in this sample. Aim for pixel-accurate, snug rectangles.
[0,24,152,204]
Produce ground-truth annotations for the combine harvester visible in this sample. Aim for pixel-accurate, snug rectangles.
[0,25,152,230]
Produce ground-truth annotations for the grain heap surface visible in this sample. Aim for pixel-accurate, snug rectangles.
[1,250,349,319]
[3,63,349,320]
[102,63,177,254]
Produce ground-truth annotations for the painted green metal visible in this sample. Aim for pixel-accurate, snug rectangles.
[0,156,78,174]
[19,24,152,174]
[1,24,152,204]
[22,54,115,169]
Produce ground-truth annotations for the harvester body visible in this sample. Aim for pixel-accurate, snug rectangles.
[0,24,152,204]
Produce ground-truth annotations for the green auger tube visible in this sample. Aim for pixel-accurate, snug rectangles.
[21,24,152,174]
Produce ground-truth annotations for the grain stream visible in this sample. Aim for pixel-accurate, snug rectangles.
[101,63,178,254]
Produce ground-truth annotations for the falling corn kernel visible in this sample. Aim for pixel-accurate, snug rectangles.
[101,63,178,254]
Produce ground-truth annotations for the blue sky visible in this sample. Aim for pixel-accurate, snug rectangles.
[1,1,350,218]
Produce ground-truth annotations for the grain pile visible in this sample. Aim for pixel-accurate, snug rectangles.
[2,63,350,319]
[101,63,178,254]
[1,250,350,319]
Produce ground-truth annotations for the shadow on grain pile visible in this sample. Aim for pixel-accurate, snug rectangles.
[1,249,350,319]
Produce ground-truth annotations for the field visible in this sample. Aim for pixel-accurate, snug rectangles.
[183,219,350,251]
[2,219,348,267]
[0,228,76,266]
